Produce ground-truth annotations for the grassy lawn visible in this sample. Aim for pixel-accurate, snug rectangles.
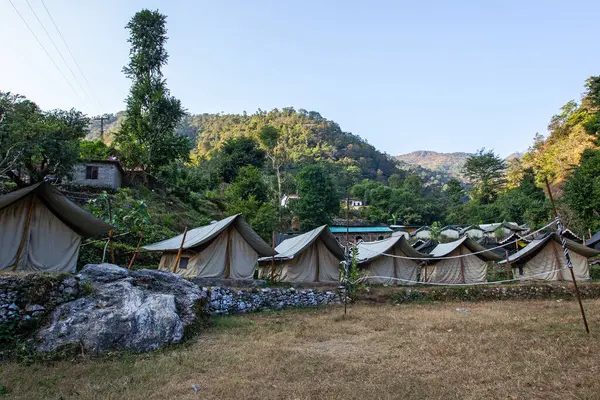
[2,299,600,399]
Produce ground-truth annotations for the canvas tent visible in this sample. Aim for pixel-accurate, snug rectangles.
[499,233,599,281]
[356,236,429,285]
[143,214,276,279]
[461,225,485,239]
[258,225,345,283]
[0,182,112,273]
[421,236,503,284]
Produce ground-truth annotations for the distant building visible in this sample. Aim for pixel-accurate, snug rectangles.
[342,198,364,209]
[69,160,124,190]
[329,225,393,245]
[412,226,433,240]
[281,194,300,207]
[440,225,461,239]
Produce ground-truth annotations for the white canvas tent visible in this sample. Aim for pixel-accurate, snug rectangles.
[143,214,276,279]
[0,182,112,273]
[356,236,429,285]
[421,236,503,284]
[499,233,599,281]
[258,226,345,283]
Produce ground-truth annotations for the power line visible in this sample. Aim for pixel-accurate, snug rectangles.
[39,0,104,112]
[8,0,81,98]
[24,0,97,113]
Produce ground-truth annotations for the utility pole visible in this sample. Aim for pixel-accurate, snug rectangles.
[94,114,109,139]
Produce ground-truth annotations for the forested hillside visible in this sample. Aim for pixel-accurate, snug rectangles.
[396,151,473,181]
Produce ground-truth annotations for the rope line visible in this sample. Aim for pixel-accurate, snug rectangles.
[352,265,581,286]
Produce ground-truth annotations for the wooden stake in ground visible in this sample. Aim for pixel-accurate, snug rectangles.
[545,178,590,334]
[172,226,188,274]
[271,231,276,282]
[12,193,36,271]
[127,232,144,270]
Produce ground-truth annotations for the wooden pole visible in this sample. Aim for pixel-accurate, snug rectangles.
[505,250,511,280]
[108,229,115,264]
[314,238,320,282]
[459,246,465,284]
[172,226,188,274]
[127,232,144,270]
[271,231,276,281]
[545,178,590,334]
[12,193,36,271]
[224,227,232,279]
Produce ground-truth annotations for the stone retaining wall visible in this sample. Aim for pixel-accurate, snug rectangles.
[0,274,86,327]
[206,286,344,315]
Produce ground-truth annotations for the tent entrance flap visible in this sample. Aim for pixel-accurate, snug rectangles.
[12,193,36,271]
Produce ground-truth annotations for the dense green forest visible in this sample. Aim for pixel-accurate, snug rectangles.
[3,8,600,267]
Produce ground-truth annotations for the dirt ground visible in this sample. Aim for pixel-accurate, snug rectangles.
[2,299,600,399]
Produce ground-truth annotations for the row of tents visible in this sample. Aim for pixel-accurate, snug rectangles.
[1,183,598,284]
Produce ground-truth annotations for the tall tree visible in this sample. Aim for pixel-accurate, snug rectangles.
[444,178,464,205]
[115,9,189,180]
[258,125,287,206]
[293,164,339,230]
[462,148,507,204]
[215,137,265,183]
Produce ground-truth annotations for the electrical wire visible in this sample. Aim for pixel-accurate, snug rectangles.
[24,0,97,113]
[39,0,104,111]
[8,0,80,98]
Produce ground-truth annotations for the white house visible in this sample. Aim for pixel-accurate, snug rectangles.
[69,160,124,190]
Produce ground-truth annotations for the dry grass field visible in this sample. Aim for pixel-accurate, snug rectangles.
[3,299,600,399]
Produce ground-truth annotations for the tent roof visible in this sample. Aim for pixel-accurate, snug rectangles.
[429,236,503,261]
[143,214,276,256]
[329,226,392,233]
[0,182,112,237]
[441,225,462,232]
[587,230,600,247]
[498,232,531,245]
[259,225,345,262]
[479,222,527,233]
[355,236,429,264]
[499,233,600,265]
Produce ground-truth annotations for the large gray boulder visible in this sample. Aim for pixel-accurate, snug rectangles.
[37,264,208,354]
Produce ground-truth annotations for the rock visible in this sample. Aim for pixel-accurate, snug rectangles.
[37,264,207,354]
[25,304,45,313]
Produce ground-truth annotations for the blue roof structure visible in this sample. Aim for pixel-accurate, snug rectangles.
[329,226,392,233]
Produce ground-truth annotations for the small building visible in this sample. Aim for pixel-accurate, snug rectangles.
[342,198,364,209]
[281,194,300,208]
[500,233,599,281]
[70,160,124,190]
[143,214,276,280]
[421,237,503,284]
[440,225,461,239]
[412,226,432,240]
[329,225,393,245]
[258,226,345,283]
[0,182,112,273]
[461,225,486,239]
[356,236,429,285]
[391,225,422,234]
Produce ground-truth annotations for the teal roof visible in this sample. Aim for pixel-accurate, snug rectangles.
[329,226,392,233]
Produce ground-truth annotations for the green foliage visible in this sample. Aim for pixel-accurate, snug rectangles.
[223,166,276,239]
[430,221,442,242]
[87,191,150,234]
[0,91,89,184]
[444,178,464,205]
[293,164,340,230]
[388,173,404,189]
[79,140,112,160]
[563,149,600,232]
[114,9,189,176]
[215,137,265,183]
[462,148,507,204]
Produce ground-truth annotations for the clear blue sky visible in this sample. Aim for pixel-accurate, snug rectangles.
[1,0,599,157]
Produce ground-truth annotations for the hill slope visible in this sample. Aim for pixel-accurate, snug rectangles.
[396,151,473,181]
